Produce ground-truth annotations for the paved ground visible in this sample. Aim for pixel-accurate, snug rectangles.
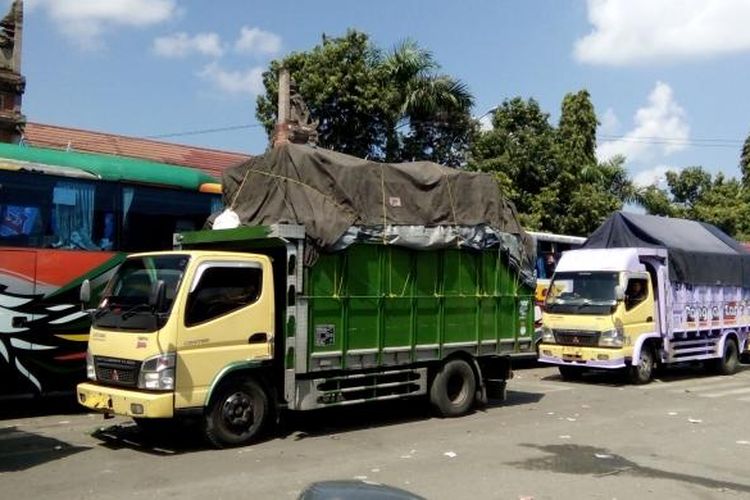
[2,363,750,499]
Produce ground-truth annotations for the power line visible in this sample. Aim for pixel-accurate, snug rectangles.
[145,123,265,140]
[597,134,744,148]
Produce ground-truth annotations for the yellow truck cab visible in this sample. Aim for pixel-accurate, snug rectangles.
[538,212,750,384]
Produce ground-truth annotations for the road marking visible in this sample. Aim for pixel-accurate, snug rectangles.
[700,386,750,398]
[636,376,748,392]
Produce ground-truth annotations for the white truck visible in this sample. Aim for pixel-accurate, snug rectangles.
[538,212,750,383]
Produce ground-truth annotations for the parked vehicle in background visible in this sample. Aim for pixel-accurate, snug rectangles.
[526,231,586,352]
[76,143,535,447]
[538,212,750,384]
[0,143,221,399]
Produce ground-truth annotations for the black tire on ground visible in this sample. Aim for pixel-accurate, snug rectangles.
[558,365,585,381]
[709,337,739,376]
[429,359,477,417]
[204,378,270,448]
[628,344,655,385]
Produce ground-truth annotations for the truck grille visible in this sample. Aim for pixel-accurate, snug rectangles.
[94,356,139,387]
[553,330,600,347]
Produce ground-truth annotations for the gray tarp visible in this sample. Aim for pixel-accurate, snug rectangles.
[220,143,534,285]
[583,211,750,286]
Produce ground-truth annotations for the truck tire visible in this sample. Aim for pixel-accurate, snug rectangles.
[709,337,739,376]
[430,359,476,417]
[558,365,584,381]
[628,345,655,385]
[204,378,269,448]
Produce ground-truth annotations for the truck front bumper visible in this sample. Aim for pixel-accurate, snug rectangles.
[538,344,627,369]
[77,382,174,418]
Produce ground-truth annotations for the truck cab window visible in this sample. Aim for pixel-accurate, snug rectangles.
[625,278,648,310]
[186,266,262,327]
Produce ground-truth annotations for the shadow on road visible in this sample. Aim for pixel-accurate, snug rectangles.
[0,426,88,472]
[87,392,543,454]
[0,394,84,421]
[508,443,750,494]
[540,363,749,387]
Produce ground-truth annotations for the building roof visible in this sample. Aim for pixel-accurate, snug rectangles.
[22,122,252,178]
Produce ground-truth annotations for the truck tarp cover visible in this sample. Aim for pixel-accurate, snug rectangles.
[221,143,533,284]
[583,211,750,286]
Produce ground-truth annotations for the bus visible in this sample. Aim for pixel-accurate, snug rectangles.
[526,231,586,344]
[0,143,223,399]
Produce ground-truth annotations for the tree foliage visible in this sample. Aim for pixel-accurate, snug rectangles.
[255,30,475,165]
[470,90,633,235]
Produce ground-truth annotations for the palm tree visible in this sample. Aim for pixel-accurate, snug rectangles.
[382,40,474,164]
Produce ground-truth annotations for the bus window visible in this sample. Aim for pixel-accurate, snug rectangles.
[121,185,218,252]
[0,171,50,247]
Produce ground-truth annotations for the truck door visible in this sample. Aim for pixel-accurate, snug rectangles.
[174,258,274,409]
[622,275,656,341]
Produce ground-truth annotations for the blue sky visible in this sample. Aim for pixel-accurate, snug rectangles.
[16,0,750,186]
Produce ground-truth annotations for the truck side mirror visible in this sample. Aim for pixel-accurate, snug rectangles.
[149,280,166,310]
[614,285,625,301]
[80,279,91,304]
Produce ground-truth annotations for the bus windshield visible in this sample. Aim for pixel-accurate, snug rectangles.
[93,255,190,332]
[545,271,619,315]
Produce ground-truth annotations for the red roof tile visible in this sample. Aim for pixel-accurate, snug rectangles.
[22,122,252,179]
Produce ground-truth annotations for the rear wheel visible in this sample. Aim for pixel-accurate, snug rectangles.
[558,365,584,381]
[204,378,269,448]
[709,337,739,376]
[430,359,476,417]
[628,345,655,384]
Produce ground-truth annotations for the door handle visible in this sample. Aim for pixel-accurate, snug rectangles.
[248,332,268,344]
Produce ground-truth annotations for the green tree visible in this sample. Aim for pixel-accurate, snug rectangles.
[255,30,390,159]
[255,31,475,165]
[470,90,633,235]
[741,132,750,186]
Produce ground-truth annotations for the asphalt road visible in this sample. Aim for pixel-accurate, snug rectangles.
[2,363,750,500]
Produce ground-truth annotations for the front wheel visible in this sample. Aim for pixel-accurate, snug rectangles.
[628,345,655,384]
[204,378,270,448]
[709,338,739,376]
[430,359,477,417]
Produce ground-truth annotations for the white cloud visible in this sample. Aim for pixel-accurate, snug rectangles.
[597,81,689,163]
[153,32,224,58]
[30,0,178,48]
[599,108,619,135]
[198,62,265,95]
[234,27,282,56]
[633,165,681,188]
[575,0,750,66]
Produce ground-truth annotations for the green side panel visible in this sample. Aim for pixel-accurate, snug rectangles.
[0,142,217,188]
[414,253,440,347]
[306,243,535,370]
[382,247,413,349]
[178,226,274,248]
[308,252,344,353]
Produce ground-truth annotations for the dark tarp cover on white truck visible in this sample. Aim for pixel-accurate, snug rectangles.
[583,211,750,286]
[219,143,534,285]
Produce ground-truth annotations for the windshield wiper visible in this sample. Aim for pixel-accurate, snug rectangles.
[121,303,154,320]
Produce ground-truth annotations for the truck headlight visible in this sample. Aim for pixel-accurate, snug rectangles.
[86,349,96,381]
[541,326,555,343]
[599,327,624,347]
[138,353,176,390]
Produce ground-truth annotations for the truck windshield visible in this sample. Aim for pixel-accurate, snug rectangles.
[545,271,619,315]
[93,254,189,332]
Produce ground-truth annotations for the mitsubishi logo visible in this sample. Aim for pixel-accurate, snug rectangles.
[112,370,119,382]
[572,336,580,344]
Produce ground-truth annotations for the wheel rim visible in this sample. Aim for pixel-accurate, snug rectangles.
[221,391,255,430]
